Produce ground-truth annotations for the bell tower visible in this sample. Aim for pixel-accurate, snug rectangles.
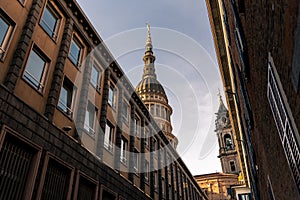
[215,91,240,174]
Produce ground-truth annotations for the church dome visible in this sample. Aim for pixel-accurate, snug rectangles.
[135,76,167,100]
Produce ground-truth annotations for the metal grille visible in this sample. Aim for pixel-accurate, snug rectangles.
[267,62,300,193]
[41,160,70,200]
[0,137,35,200]
[77,178,96,200]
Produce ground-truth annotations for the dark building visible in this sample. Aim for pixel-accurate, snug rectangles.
[206,0,300,199]
[0,0,207,199]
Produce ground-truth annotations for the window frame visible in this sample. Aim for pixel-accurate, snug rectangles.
[133,149,139,172]
[84,102,97,135]
[39,3,61,41]
[104,122,114,152]
[108,83,117,109]
[0,10,16,61]
[68,34,83,68]
[90,60,102,92]
[22,45,50,93]
[120,136,128,165]
[57,77,77,117]
[122,99,129,122]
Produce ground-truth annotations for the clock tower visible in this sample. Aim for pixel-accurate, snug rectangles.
[215,92,240,174]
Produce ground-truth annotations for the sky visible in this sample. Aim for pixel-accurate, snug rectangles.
[77,0,224,175]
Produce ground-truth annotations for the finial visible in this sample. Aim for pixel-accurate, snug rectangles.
[218,88,223,104]
[145,23,152,50]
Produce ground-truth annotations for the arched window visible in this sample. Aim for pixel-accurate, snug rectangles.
[224,134,233,150]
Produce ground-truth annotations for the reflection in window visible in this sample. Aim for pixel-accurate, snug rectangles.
[0,12,15,57]
[104,122,114,151]
[108,85,116,108]
[40,5,59,39]
[133,149,139,172]
[58,77,75,116]
[23,49,48,91]
[84,103,97,134]
[90,64,100,90]
[120,137,128,164]
[69,36,82,66]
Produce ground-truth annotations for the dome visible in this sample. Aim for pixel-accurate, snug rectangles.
[135,76,167,100]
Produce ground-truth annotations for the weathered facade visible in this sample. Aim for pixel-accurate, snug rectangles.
[206,0,300,199]
[0,0,207,199]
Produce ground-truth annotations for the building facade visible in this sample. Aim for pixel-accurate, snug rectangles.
[206,0,300,199]
[0,0,207,199]
[194,173,239,200]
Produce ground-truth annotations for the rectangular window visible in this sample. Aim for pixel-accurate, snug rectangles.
[104,122,114,151]
[23,47,48,92]
[84,102,97,135]
[69,36,82,67]
[267,57,300,194]
[156,104,160,117]
[133,149,139,172]
[144,160,149,181]
[108,84,116,108]
[0,10,15,59]
[40,5,60,39]
[150,104,154,115]
[154,171,158,189]
[0,129,41,200]
[75,174,98,200]
[90,64,100,91]
[41,158,73,199]
[122,100,129,121]
[144,128,149,146]
[120,137,128,164]
[58,77,76,117]
[134,116,141,137]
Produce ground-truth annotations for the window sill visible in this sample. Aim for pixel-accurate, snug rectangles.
[83,128,95,139]
[39,24,59,44]
[57,106,73,121]
[22,78,45,97]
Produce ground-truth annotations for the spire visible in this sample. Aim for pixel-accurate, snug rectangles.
[142,23,156,79]
[146,23,153,51]
[217,89,227,113]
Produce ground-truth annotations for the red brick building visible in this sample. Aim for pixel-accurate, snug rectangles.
[206,0,300,199]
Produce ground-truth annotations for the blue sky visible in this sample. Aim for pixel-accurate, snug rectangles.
[77,0,224,175]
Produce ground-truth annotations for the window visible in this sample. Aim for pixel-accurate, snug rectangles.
[268,58,300,193]
[90,64,100,91]
[154,171,158,189]
[144,160,149,181]
[104,122,114,151]
[23,48,48,92]
[84,102,97,134]
[133,149,139,172]
[156,104,160,117]
[162,106,166,119]
[134,116,141,137]
[0,11,15,59]
[58,77,76,117]
[224,134,233,150]
[122,100,129,121]
[230,161,236,172]
[40,5,60,39]
[108,84,116,108]
[150,104,154,115]
[120,137,128,164]
[69,36,82,67]
[144,128,149,147]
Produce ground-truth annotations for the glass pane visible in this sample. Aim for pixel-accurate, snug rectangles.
[108,87,114,105]
[90,65,99,87]
[0,17,9,46]
[41,7,57,37]
[88,108,94,128]
[84,110,89,130]
[69,39,80,65]
[24,50,46,89]
[58,87,68,112]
